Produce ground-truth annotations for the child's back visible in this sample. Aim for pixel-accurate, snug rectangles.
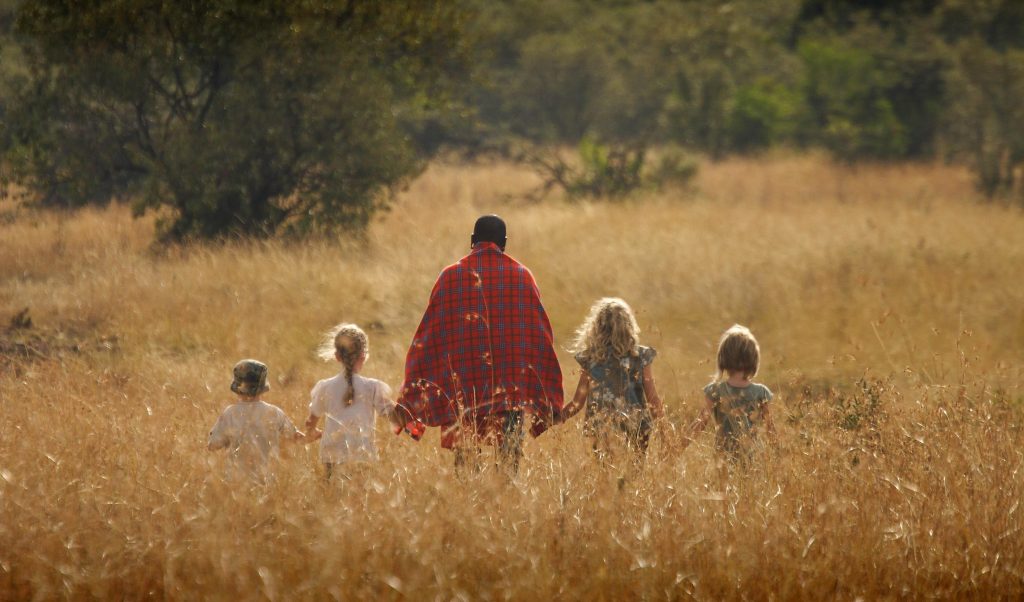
[703,380,772,455]
[310,371,393,464]
[577,345,656,430]
[209,400,298,471]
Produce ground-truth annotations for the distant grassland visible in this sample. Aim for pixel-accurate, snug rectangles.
[1,155,1023,599]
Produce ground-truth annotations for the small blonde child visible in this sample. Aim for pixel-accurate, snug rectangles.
[562,298,665,463]
[683,324,777,460]
[208,359,310,482]
[304,323,402,480]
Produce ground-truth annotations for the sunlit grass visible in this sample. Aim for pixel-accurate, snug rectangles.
[1,155,1023,598]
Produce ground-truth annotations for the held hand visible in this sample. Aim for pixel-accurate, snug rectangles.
[395,420,425,441]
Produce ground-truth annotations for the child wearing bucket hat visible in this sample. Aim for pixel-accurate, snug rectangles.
[208,359,310,480]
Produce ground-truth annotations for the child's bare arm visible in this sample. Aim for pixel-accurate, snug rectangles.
[287,429,313,444]
[681,397,714,449]
[642,365,664,419]
[299,428,323,444]
[293,414,320,444]
[562,372,590,419]
[382,405,403,430]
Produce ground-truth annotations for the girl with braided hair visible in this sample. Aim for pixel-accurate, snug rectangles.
[305,323,402,480]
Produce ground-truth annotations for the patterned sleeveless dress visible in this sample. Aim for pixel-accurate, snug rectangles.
[575,346,657,452]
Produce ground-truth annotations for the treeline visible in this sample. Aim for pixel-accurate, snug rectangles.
[455,0,1024,192]
[0,0,1022,241]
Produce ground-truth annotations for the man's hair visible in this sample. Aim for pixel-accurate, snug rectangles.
[471,214,507,250]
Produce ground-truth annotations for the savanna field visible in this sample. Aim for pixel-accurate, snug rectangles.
[2,155,1023,599]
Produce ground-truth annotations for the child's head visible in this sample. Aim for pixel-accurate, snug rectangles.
[571,297,640,363]
[318,323,369,405]
[231,359,270,399]
[716,324,760,380]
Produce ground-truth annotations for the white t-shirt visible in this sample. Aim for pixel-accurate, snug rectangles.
[208,400,300,478]
[309,371,394,464]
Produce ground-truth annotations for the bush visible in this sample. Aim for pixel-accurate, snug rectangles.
[520,138,696,200]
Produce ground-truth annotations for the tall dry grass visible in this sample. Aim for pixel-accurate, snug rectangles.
[1,155,1023,599]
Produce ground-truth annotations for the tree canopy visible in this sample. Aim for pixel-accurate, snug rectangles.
[1,0,469,239]
[1,0,1023,241]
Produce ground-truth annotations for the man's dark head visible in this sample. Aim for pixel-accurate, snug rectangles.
[471,214,507,251]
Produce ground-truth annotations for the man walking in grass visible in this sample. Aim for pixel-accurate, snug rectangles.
[395,215,563,474]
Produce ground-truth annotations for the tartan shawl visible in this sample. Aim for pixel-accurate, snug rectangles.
[396,243,564,441]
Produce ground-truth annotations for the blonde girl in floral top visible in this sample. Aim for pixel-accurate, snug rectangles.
[563,298,665,465]
[683,324,777,461]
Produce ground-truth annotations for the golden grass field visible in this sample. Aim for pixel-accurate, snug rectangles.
[1,154,1023,599]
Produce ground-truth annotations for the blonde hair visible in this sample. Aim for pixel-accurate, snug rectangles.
[318,323,369,405]
[716,324,760,380]
[571,298,640,364]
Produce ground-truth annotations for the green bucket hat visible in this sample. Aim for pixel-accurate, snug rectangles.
[231,359,270,396]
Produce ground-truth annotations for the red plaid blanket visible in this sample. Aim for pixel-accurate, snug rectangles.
[396,243,564,447]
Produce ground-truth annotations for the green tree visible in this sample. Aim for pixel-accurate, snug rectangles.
[1,0,468,240]
[944,40,1024,198]
[798,30,911,160]
[726,77,803,152]
[934,0,1024,199]
[463,0,801,157]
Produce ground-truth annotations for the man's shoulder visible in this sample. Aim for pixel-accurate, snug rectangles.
[446,251,531,275]
[481,251,532,277]
[438,256,472,279]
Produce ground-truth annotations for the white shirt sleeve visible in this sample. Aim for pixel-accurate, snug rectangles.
[372,381,395,413]
[308,380,325,418]
[277,407,300,437]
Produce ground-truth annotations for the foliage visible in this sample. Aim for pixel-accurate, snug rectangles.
[944,41,1024,199]
[798,35,909,160]
[520,138,697,201]
[465,0,800,156]
[834,377,888,432]
[726,78,803,152]
[1,0,469,240]
[4,0,1024,230]
[937,1,1024,201]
